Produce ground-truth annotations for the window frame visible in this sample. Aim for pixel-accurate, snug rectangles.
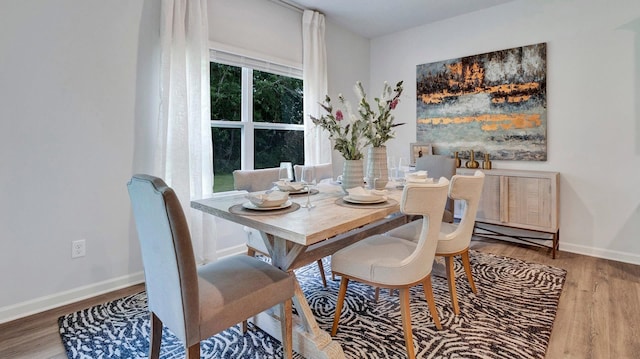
[209,48,304,173]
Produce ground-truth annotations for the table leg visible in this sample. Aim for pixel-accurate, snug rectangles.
[254,233,346,359]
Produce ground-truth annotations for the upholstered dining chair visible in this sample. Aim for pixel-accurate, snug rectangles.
[234,167,329,286]
[294,163,334,183]
[415,155,457,223]
[127,174,294,359]
[385,170,485,315]
[330,178,450,359]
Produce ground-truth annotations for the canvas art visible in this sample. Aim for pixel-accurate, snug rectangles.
[416,43,547,161]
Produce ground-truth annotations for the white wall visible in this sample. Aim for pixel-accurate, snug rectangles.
[0,0,370,323]
[0,0,160,322]
[372,0,640,264]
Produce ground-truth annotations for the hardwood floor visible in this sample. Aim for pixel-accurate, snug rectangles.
[1,239,639,358]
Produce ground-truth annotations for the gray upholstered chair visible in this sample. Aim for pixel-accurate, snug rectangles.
[234,167,329,286]
[385,170,485,314]
[233,167,282,192]
[127,174,294,359]
[330,178,450,359]
[415,155,456,223]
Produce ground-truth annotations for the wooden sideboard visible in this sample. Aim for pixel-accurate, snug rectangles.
[456,168,560,258]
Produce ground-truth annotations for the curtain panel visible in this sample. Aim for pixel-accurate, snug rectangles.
[157,0,215,263]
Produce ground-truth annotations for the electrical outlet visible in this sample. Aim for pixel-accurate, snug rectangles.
[72,239,86,258]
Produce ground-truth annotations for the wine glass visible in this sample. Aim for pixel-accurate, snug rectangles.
[394,157,409,188]
[279,162,293,182]
[300,166,316,208]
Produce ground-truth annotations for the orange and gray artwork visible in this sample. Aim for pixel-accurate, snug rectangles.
[416,43,547,161]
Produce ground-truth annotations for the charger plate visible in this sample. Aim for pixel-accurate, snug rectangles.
[229,202,300,216]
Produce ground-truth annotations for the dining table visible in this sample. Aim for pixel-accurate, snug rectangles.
[191,182,407,358]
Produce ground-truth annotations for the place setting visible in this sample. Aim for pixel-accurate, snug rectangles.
[229,190,300,215]
[336,186,398,209]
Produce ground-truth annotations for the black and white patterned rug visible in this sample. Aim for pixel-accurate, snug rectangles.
[59,250,566,358]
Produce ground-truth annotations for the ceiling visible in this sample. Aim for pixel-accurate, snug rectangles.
[286,0,516,39]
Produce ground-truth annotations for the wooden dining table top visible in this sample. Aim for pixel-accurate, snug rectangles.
[191,184,404,247]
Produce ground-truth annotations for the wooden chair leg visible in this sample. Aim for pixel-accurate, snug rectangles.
[317,259,328,287]
[280,298,293,359]
[399,288,416,359]
[422,275,442,330]
[374,287,380,302]
[247,247,256,257]
[461,250,477,294]
[186,342,200,359]
[242,320,248,333]
[331,278,349,336]
[445,255,460,315]
[149,312,162,359]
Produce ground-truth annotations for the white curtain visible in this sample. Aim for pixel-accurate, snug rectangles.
[157,0,215,263]
[303,10,331,165]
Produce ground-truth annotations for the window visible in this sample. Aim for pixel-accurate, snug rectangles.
[210,52,304,192]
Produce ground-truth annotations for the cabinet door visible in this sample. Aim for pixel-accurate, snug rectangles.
[506,176,552,228]
[475,174,501,222]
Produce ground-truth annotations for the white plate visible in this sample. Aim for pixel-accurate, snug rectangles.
[284,188,308,194]
[343,196,387,204]
[242,200,293,211]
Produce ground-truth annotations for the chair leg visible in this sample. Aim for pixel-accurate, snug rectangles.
[280,298,293,359]
[422,275,442,330]
[242,320,248,333]
[148,312,162,359]
[399,288,416,359]
[331,277,349,336]
[186,343,200,359]
[247,247,256,257]
[317,259,328,287]
[445,255,460,315]
[374,287,380,303]
[461,250,477,294]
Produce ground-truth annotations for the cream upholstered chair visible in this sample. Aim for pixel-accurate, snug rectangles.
[415,155,456,223]
[127,174,294,359]
[234,167,329,286]
[385,170,485,315]
[293,163,334,183]
[331,178,450,359]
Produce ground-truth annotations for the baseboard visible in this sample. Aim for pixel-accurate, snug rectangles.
[216,244,247,259]
[0,271,145,324]
[560,242,640,266]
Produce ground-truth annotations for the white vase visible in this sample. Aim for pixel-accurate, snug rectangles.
[366,146,388,190]
[341,159,364,193]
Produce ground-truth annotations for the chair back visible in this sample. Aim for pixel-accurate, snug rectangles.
[127,174,198,343]
[294,163,334,183]
[398,177,449,282]
[233,167,281,192]
[447,170,485,242]
[415,155,456,216]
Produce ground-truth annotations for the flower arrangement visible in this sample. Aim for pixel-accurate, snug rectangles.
[310,93,367,160]
[357,80,404,147]
[311,80,404,159]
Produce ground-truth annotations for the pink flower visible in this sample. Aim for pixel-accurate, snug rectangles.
[336,110,344,121]
[389,99,399,110]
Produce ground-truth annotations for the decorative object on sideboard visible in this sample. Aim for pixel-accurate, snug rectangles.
[482,153,492,170]
[453,151,462,168]
[465,150,479,168]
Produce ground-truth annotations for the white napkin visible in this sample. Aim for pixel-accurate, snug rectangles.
[406,171,432,183]
[274,180,304,191]
[346,187,387,201]
[246,191,289,207]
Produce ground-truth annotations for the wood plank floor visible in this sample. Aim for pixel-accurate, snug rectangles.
[1,239,639,358]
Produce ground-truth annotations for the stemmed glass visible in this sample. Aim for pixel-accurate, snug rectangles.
[300,166,316,208]
[394,157,408,188]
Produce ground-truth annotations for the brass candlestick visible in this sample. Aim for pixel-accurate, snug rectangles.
[453,151,461,168]
[482,153,492,170]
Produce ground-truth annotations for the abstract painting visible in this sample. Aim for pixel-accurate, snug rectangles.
[416,43,547,161]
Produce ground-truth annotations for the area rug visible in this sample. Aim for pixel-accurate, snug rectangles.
[59,250,566,358]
